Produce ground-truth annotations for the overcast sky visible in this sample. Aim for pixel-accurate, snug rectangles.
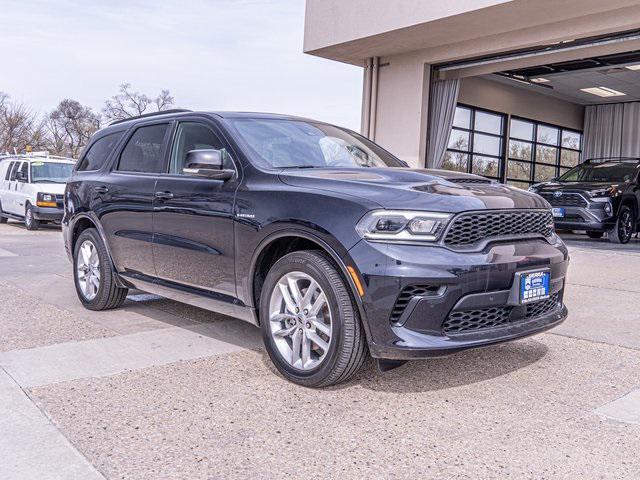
[0,0,362,129]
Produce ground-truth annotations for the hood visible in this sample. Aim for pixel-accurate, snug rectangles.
[37,183,67,194]
[535,180,621,194]
[279,167,548,213]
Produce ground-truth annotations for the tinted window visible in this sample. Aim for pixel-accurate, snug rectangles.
[9,162,20,180]
[78,132,123,171]
[169,122,230,174]
[117,124,169,173]
[4,161,15,180]
[559,162,639,183]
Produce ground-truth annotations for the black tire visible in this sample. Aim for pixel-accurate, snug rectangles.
[0,200,7,224]
[73,228,128,310]
[259,250,368,387]
[609,205,634,244]
[587,231,604,239]
[24,204,40,230]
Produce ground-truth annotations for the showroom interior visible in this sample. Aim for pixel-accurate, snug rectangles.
[304,0,640,181]
[433,36,640,189]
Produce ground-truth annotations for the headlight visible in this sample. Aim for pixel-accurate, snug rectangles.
[36,193,57,207]
[588,186,620,198]
[527,186,538,193]
[356,210,452,243]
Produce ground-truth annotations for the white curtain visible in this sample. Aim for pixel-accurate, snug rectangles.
[621,102,640,157]
[427,79,460,168]
[582,103,624,160]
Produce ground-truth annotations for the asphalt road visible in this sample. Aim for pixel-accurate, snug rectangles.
[0,220,639,479]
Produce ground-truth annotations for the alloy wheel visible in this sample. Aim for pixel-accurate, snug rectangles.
[619,210,633,242]
[76,240,101,300]
[268,271,332,370]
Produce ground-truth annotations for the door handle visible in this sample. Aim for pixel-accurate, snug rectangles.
[94,186,109,194]
[155,191,174,200]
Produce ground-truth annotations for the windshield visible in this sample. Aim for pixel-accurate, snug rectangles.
[30,162,74,183]
[228,118,405,169]
[558,162,639,183]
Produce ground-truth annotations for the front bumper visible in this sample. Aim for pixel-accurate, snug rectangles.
[348,237,569,360]
[32,205,64,223]
[550,200,616,231]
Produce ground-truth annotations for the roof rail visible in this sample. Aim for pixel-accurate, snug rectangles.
[584,156,640,163]
[108,109,192,126]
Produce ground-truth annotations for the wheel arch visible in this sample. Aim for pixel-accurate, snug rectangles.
[249,230,368,330]
[619,196,637,222]
[69,213,127,288]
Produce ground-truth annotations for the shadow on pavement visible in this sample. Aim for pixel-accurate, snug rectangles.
[559,232,640,252]
[350,339,548,393]
[127,292,549,392]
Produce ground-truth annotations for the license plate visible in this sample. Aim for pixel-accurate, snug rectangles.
[551,207,565,218]
[520,271,550,304]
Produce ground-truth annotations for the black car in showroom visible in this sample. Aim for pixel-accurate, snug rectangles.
[530,158,640,243]
[63,110,569,387]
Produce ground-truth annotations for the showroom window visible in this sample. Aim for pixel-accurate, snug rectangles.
[443,105,505,181]
[506,118,582,189]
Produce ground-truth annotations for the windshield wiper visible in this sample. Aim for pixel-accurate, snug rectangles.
[32,180,66,184]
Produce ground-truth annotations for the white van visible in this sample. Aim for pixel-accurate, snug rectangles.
[0,154,75,230]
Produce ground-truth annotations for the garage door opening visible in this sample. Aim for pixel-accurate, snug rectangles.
[426,32,640,189]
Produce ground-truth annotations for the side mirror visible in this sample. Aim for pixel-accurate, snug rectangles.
[184,149,234,180]
[15,171,27,182]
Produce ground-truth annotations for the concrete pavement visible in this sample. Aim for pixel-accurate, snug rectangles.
[0,220,639,479]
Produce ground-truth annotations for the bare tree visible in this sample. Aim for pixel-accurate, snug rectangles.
[46,99,101,158]
[102,83,175,122]
[0,92,48,154]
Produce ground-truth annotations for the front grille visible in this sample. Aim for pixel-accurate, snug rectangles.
[444,306,512,333]
[443,293,562,335]
[540,192,587,207]
[525,293,560,319]
[390,284,440,323]
[55,194,64,208]
[443,210,554,248]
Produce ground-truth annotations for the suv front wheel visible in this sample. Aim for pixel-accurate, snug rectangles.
[260,250,367,387]
[73,228,128,310]
[609,205,635,244]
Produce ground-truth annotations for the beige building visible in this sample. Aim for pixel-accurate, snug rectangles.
[304,0,640,187]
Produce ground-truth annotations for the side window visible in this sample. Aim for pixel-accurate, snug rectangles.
[9,162,21,181]
[19,162,29,181]
[169,122,232,174]
[5,161,15,180]
[117,124,170,173]
[78,132,124,171]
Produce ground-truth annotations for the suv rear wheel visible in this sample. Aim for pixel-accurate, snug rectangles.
[73,228,128,310]
[609,205,634,244]
[260,250,367,387]
[24,204,39,230]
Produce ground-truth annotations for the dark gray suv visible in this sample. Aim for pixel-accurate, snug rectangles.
[63,110,569,387]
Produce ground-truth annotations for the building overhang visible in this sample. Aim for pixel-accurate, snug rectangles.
[304,0,640,67]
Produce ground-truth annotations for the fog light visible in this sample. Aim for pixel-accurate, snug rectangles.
[604,202,613,216]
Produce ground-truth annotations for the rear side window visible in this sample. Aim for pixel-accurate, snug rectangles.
[9,162,21,180]
[4,161,15,180]
[117,124,170,173]
[78,132,124,171]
